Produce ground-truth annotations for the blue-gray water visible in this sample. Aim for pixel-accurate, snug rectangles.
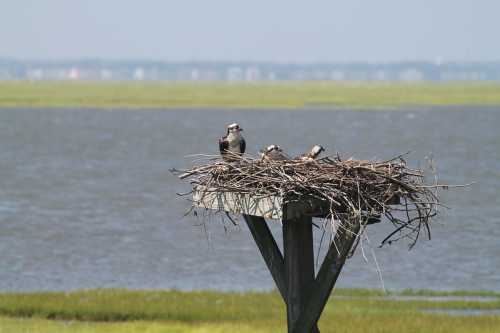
[0,107,499,292]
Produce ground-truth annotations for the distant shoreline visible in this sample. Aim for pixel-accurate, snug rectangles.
[1,81,499,109]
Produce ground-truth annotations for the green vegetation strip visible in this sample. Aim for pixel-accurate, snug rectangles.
[0,289,499,333]
[1,81,500,109]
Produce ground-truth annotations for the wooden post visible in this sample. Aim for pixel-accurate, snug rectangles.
[243,215,287,302]
[193,189,372,332]
[283,216,319,333]
[291,222,361,333]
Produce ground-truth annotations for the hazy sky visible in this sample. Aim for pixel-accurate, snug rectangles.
[1,0,498,62]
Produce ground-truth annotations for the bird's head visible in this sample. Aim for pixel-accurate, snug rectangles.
[266,144,282,153]
[227,123,243,134]
[310,145,325,157]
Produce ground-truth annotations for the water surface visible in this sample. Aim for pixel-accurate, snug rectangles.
[0,107,499,292]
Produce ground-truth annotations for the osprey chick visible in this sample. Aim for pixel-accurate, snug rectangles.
[219,123,246,161]
[298,145,325,161]
[260,144,289,161]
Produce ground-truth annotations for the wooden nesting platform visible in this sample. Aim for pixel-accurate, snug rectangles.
[193,186,383,333]
[193,185,385,224]
[193,186,332,220]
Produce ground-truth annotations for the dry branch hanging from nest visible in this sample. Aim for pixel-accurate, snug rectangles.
[173,151,443,249]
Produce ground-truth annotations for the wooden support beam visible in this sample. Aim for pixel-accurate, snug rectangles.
[283,216,319,333]
[292,222,361,333]
[243,215,287,302]
[194,190,380,332]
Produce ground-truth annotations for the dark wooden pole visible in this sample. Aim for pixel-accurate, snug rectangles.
[243,215,287,301]
[283,216,319,333]
[291,223,360,333]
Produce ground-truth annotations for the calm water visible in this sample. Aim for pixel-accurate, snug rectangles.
[0,107,499,292]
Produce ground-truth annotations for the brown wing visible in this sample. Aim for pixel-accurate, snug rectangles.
[239,138,246,154]
[219,136,229,155]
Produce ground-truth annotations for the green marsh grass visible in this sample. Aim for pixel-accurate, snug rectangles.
[1,81,500,109]
[0,289,499,332]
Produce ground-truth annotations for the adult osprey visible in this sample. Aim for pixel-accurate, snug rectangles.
[219,123,246,161]
[260,144,289,161]
[297,145,325,161]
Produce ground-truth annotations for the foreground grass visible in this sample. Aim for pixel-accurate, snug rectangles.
[0,289,499,332]
[1,81,500,109]
[1,315,500,333]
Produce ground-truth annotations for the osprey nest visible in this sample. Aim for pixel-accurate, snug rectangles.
[174,152,444,248]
